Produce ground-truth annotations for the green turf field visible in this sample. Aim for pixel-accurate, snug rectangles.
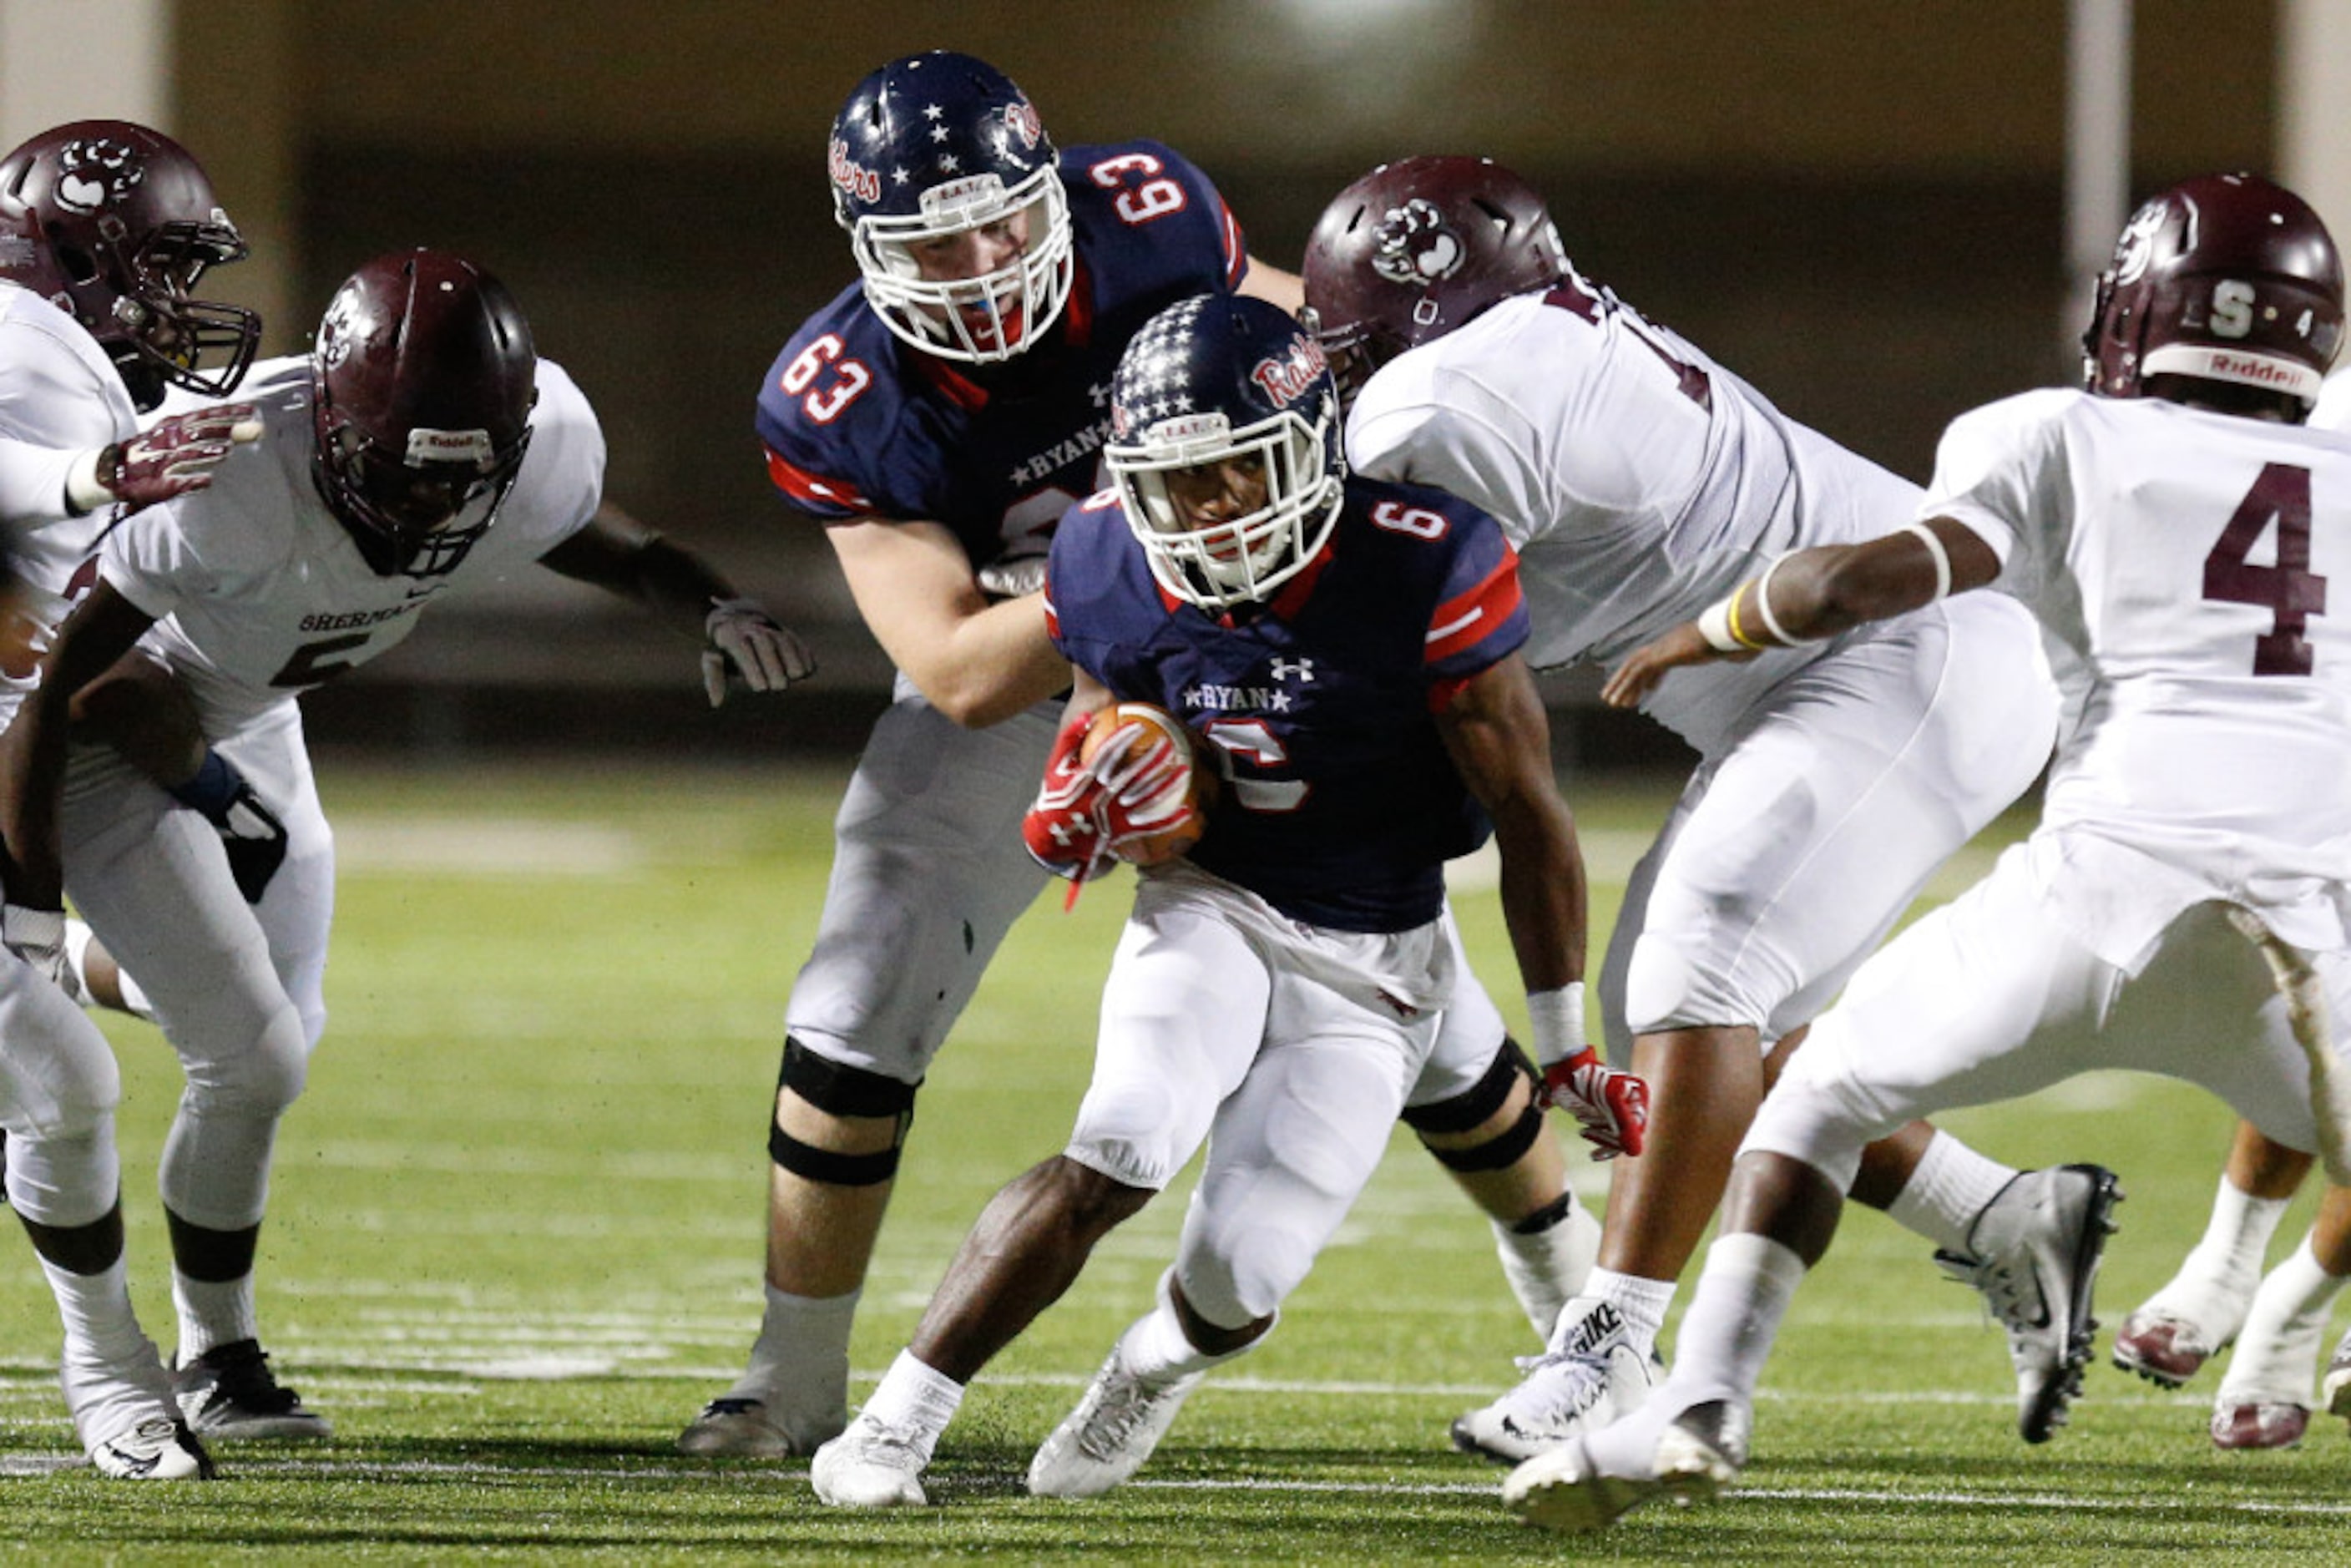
[0,759,2340,1563]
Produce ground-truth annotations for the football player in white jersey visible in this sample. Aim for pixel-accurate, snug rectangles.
[0,119,267,1480]
[2101,360,2351,1450]
[1501,170,2351,1532]
[1302,157,2092,1460]
[0,247,806,1447]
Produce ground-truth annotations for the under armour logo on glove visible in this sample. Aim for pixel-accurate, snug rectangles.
[1541,1046,1650,1160]
[73,404,262,514]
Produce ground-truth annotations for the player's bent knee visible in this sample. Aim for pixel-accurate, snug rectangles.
[1404,1038,1545,1171]
[768,1034,919,1186]
[183,1010,309,1117]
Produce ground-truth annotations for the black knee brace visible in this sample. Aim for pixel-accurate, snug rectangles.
[766,1035,921,1187]
[1403,1037,1545,1173]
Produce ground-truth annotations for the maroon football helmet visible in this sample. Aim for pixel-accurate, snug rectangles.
[311,250,537,578]
[1301,155,1570,401]
[0,119,259,410]
[2084,172,2343,409]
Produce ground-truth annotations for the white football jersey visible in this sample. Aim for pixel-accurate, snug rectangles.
[1924,387,2351,959]
[105,353,605,736]
[1346,276,1924,751]
[0,280,138,697]
[2308,367,2351,432]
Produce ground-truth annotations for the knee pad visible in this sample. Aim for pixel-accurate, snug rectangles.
[1403,1038,1545,1172]
[767,1035,920,1186]
[178,1004,309,1120]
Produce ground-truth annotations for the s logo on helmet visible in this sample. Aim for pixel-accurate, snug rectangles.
[1370,199,1464,286]
[52,135,144,215]
[827,138,882,205]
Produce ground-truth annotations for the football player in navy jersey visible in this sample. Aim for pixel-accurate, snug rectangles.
[808,292,1633,1506]
[683,52,1616,1463]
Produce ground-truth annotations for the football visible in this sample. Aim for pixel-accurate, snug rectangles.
[1079,701,1217,866]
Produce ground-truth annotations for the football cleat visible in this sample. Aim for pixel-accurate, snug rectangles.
[1028,1344,1203,1499]
[675,1385,846,1458]
[2210,1400,2308,1450]
[1501,1399,1748,1534]
[808,1411,932,1508]
[2111,1257,2255,1389]
[1451,1297,1655,1463]
[1934,1164,2121,1443]
[89,1415,216,1480]
[173,1339,331,1441]
[2323,1326,2351,1424]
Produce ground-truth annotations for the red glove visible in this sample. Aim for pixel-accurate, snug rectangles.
[1084,713,1200,864]
[91,403,261,513]
[1542,1046,1650,1160]
[1021,713,1111,883]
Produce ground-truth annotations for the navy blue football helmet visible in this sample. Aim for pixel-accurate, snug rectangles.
[827,50,1073,362]
[1106,295,1346,610]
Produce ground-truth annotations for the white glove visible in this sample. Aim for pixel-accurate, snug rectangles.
[3,903,67,987]
[701,597,813,706]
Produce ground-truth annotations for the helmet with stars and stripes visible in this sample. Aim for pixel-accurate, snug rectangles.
[1106,293,1346,611]
[827,50,1074,364]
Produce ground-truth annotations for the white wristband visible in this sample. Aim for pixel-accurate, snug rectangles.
[1526,982,1585,1069]
[1695,596,1742,654]
[63,448,112,515]
[1751,553,1797,646]
[1901,522,1953,603]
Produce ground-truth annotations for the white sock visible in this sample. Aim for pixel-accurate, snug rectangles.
[1884,1132,2018,1254]
[173,1268,256,1360]
[2188,1176,2293,1284]
[43,1256,150,1363]
[1491,1191,1600,1343]
[2215,1234,2347,1404]
[1657,1232,1807,1407]
[860,1348,965,1460]
[1120,1272,1262,1383]
[1577,1268,1678,1360]
[737,1282,859,1421]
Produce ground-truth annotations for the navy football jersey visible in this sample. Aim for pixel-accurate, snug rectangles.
[1045,479,1531,933]
[756,139,1248,572]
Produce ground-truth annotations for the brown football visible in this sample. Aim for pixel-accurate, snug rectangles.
[1079,701,1217,865]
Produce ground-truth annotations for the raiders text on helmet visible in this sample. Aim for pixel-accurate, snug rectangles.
[0,119,260,410]
[2084,172,2343,408]
[311,250,537,578]
[1106,294,1346,611]
[1301,155,1569,401]
[828,50,1074,363]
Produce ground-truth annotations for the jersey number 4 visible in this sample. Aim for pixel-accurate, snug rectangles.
[2204,461,2327,676]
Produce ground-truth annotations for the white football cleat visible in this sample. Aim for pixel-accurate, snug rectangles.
[677,1395,803,1459]
[89,1415,215,1480]
[1028,1343,1202,1500]
[1935,1164,2121,1443]
[1451,1297,1655,1463]
[1502,1398,1747,1534]
[809,1412,932,1508]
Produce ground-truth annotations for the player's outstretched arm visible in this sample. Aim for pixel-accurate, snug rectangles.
[1600,516,2000,710]
[826,515,1073,728]
[538,501,814,706]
